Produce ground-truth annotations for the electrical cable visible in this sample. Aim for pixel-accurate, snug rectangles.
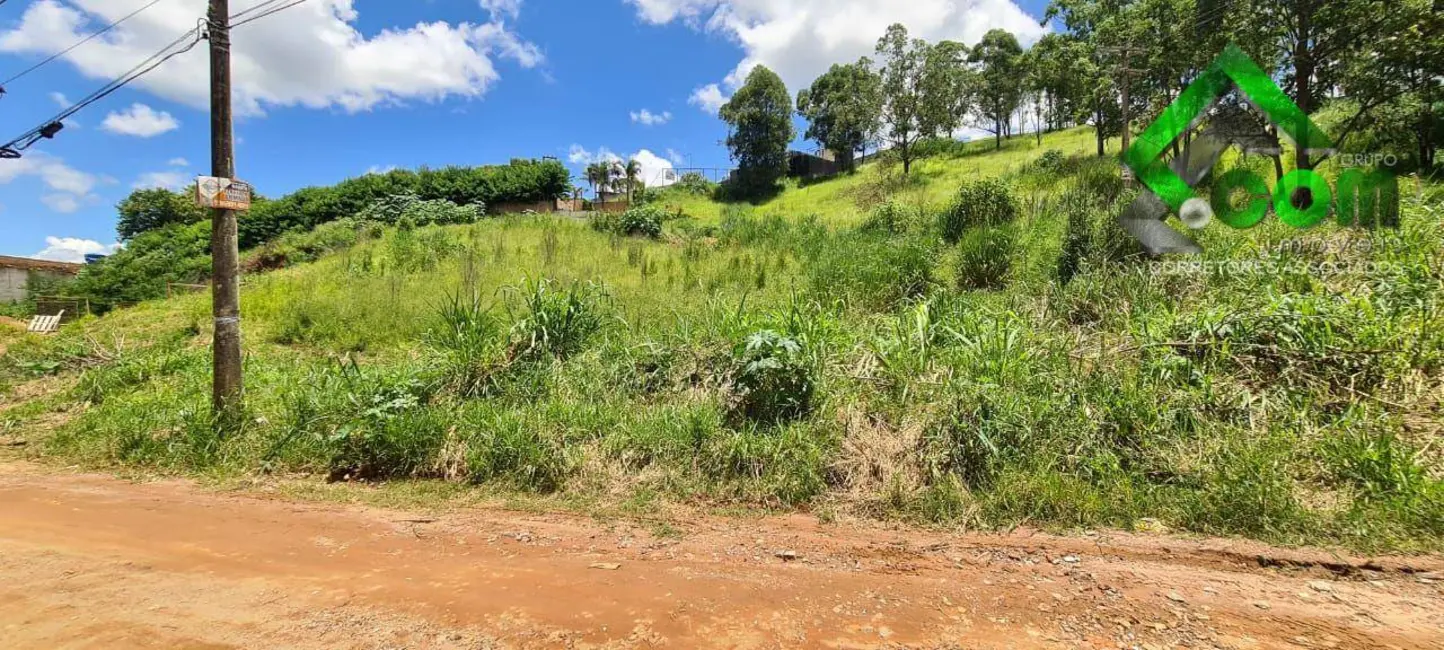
[1,25,202,157]
[232,0,309,28]
[1,0,309,157]
[0,0,170,90]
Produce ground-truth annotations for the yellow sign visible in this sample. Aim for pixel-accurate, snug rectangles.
[196,176,253,210]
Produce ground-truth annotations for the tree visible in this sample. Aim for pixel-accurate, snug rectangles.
[585,162,617,203]
[875,24,930,176]
[796,58,883,172]
[720,65,795,197]
[116,187,207,241]
[920,40,972,139]
[968,29,1025,150]
[1235,0,1395,170]
[622,159,642,201]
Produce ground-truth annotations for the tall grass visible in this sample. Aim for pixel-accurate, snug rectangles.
[6,128,1442,551]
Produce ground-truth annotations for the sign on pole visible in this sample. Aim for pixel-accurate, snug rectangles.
[195,176,253,210]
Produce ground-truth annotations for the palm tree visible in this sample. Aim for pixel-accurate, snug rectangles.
[622,159,642,202]
[585,162,608,204]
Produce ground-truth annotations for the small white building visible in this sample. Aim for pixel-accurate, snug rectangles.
[0,256,83,303]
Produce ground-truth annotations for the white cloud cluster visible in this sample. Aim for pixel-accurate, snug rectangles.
[688,84,727,115]
[630,108,672,126]
[102,103,180,137]
[567,145,677,188]
[0,150,99,213]
[34,236,120,263]
[479,0,525,19]
[0,0,543,116]
[626,0,1047,111]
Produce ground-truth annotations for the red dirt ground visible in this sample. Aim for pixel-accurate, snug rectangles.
[1,462,1441,649]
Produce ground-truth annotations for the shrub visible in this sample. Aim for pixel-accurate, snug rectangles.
[240,159,566,248]
[592,204,667,238]
[506,279,610,362]
[69,221,213,309]
[940,178,1018,243]
[675,171,717,196]
[1055,188,1143,283]
[730,330,815,425]
[859,201,929,235]
[428,290,505,398]
[955,226,1014,290]
[807,233,937,310]
[1030,149,1066,173]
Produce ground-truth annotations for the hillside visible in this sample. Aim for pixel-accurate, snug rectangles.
[2,127,1441,553]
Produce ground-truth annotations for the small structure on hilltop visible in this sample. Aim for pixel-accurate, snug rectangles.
[788,148,841,180]
[0,255,83,304]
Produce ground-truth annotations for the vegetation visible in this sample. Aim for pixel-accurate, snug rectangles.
[4,0,1441,554]
[4,126,1439,553]
[796,59,883,172]
[720,65,796,198]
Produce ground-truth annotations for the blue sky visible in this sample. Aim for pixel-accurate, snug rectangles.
[0,0,1053,261]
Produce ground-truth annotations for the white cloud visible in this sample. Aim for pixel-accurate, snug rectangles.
[34,236,120,263]
[630,108,672,126]
[567,144,622,166]
[628,0,1047,96]
[48,91,69,107]
[689,83,727,114]
[0,0,543,117]
[568,146,677,188]
[666,148,686,165]
[479,0,524,19]
[631,149,678,187]
[168,157,189,167]
[101,103,180,137]
[133,170,189,190]
[0,150,99,212]
[365,164,398,175]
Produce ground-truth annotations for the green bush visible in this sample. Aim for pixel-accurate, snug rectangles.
[807,233,937,310]
[1030,149,1067,173]
[955,226,1014,290]
[940,178,1018,244]
[1055,188,1143,284]
[507,279,610,362]
[240,159,567,248]
[859,201,929,235]
[592,204,667,238]
[730,330,815,425]
[428,290,505,398]
[69,221,213,309]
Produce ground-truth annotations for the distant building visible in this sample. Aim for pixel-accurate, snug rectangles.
[0,256,84,303]
[788,148,841,180]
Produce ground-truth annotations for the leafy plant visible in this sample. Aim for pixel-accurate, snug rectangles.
[730,330,816,425]
[955,225,1014,290]
[941,178,1018,243]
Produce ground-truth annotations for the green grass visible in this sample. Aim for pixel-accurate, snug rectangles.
[3,126,1441,553]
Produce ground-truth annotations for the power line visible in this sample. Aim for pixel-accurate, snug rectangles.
[0,0,309,157]
[232,0,309,28]
[0,0,171,91]
[1,25,203,156]
[230,0,293,22]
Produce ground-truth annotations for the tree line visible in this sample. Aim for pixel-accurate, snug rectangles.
[716,0,1441,198]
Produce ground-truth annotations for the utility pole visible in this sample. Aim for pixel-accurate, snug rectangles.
[207,0,243,421]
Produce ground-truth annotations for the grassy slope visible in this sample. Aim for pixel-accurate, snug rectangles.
[2,127,1441,552]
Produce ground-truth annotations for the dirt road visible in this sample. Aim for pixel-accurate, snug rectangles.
[0,464,1441,649]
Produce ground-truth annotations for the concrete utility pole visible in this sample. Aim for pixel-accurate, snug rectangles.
[207,0,243,420]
